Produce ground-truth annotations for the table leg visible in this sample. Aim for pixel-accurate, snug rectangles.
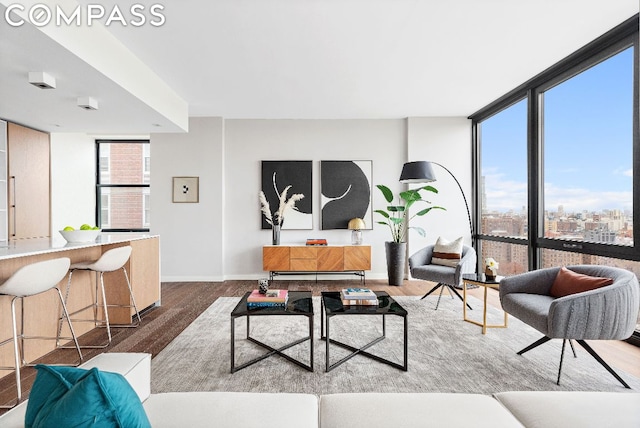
[325,314,331,372]
[320,299,325,339]
[246,314,250,339]
[309,313,314,371]
[230,316,236,373]
[482,286,488,334]
[403,315,408,371]
[463,282,468,321]
[382,314,386,338]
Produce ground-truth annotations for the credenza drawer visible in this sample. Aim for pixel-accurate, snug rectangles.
[290,259,317,271]
[290,246,317,259]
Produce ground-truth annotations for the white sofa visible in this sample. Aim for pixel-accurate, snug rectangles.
[1,353,639,428]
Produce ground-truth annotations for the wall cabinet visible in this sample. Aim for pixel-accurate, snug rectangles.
[263,245,371,280]
[7,122,50,240]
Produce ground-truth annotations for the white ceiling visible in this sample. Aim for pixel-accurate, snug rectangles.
[1,0,638,134]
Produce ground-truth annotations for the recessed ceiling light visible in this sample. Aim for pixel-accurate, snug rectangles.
[28,71,56,89]
[77,97,98,110]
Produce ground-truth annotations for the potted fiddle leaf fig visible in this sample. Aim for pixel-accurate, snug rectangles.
[375,184,445,285]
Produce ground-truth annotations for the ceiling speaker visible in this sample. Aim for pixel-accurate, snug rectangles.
[28,71,56,89]
[77,97,99,110]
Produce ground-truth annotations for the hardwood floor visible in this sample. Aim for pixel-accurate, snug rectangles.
[1,279,638,410]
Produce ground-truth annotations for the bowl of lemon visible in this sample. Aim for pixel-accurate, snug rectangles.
[59,224,101,243]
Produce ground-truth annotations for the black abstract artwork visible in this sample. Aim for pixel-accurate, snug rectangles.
[261,161,313,230]
[321,160,372,230]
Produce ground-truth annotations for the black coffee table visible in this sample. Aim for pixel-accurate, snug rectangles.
[230,291,313,373]
[320,291,408,372]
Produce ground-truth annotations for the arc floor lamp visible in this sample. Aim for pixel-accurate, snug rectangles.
[399,161,473,238]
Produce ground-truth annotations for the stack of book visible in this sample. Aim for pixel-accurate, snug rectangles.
[340,288,379,306]
[306,238,328,246]
[247,289,288,308]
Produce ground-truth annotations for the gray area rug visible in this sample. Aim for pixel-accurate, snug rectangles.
[151,295,640,394]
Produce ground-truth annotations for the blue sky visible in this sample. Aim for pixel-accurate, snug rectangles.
[481,47,634,214]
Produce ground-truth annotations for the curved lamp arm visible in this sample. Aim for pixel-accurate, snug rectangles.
[400,160,473,239]
[429,162,473,239]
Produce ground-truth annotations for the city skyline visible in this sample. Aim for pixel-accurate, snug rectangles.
[480,46,633,215]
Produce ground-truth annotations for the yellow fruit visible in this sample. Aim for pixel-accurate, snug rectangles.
[80,224,92,230]
[63,226,75,231]
[92,226,100,230]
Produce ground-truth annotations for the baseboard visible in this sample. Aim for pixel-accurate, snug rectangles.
[161,275,224,282]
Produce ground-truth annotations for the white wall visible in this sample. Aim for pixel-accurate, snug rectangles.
[150,117,225,281]
[52,117,471,282]
[223,119,407,280]
[406,117,473,259]
[50,133,96,233]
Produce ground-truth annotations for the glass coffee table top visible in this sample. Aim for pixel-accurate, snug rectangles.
[321,291,407,316]
[231,290,313,316]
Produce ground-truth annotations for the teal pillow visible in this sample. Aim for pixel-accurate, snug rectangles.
[26,364,151,428]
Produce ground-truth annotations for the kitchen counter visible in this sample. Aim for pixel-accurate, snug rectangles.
[0,234,160,377]
[0,233,158,260]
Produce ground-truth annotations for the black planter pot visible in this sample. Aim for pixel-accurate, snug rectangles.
[385,241,407,286]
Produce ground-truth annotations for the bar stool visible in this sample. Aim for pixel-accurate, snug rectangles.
[58,246,141,349]
[0,257,83,407]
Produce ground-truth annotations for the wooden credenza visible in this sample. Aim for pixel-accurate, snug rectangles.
[263,245,371,280]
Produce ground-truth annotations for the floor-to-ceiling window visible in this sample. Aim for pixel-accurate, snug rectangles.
[471,16,639,345]
[477,98,529,275]
[540,47,634,249]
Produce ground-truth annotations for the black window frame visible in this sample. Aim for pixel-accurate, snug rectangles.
[95,139,151,232]
[470,15,639,346]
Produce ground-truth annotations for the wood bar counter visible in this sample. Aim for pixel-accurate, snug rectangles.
[0,234,160,378]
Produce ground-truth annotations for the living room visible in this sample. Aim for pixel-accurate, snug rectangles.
[0,1,639,426]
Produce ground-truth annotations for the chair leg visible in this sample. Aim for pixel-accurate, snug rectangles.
[576,340,630,389]
[518,336,630,389]
[420,283,444,300]
[56,269,75,347]
[107,267,141,327]
[73,272,112,349]
[517,335,552,355]
[124,267,141,324]
[435,285,445,310]
[421,283,473,311]
[0,297,25,408]
[569,339,577,358]
[557,339,568,385]
[98,272,112,347]
[445,285,473,311]
[10,297,21,405]
[55,287,83,364]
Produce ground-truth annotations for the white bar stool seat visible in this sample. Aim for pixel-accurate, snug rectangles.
[0,257,82,408]
[58,246,141,349]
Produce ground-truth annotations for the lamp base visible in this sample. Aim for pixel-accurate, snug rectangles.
[351,230,362,245]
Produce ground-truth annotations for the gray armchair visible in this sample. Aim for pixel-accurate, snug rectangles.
[408,244,477,310]
[500,265,640,388]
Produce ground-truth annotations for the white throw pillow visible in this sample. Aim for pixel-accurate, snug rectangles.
[431,236,463,267]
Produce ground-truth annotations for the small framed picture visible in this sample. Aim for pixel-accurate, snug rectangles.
[172,176,199,203]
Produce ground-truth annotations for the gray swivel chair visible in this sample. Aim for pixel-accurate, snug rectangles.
[500,265,640,388]
[409,244,477,310]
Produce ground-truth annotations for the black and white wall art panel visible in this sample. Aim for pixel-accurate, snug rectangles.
[261,160,313,230]
[320,160,372,230]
